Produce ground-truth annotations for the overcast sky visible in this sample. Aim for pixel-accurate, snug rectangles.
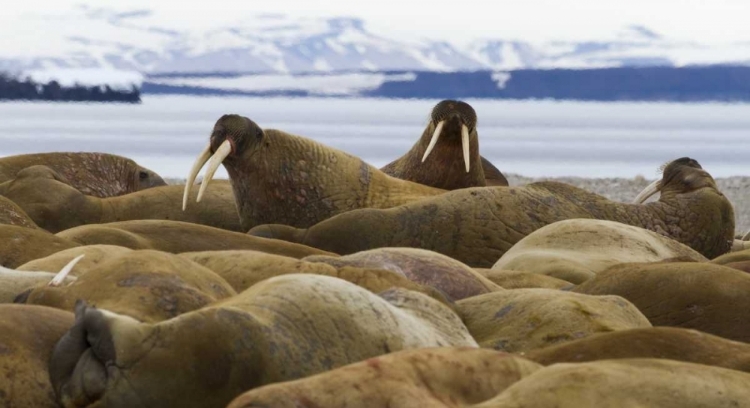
[9,0,750,45]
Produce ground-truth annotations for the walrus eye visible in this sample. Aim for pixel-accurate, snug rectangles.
[139,171,148,180]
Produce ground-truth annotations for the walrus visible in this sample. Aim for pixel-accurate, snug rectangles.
[302,247,501,301]
[457,288,650,353]
[0,224,79,268]
[180,250,452,305]
[226,347,541,408]
[182,114,445,231]
[56,220,335,259]
[491,218,708,284]
[711,248,750,273]
[0,152,166,197]
[17,244,133,276]
[0,165,242,233]
[18,250,237,323]
[0,255,84,302]
[0,194,39,229]
[524,327,750,373]
[474,268,574,289]
[380,99,509,189]
[50,274,477,408]
[0,304,75,408]
[573,261,750,342]
[474,359,750,407]
[248,157,734,266]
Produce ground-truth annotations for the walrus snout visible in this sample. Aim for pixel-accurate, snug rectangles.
[422,113,473,173]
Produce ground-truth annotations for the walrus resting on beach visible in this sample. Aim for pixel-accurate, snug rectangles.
[380,99,509,189]
[0,152,166,197]
[0,166,242,233]
[0,194,38,229]
[227,347,541,408]
[50,274,477,408]
[0,304,75,408]
[249,157,734,266]
[183,114,444,231]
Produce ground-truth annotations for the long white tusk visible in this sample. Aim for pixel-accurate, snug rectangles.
[461,124,470,173]
[48,254,85,287]
[196,139,232,203]
[743,230,750,241]
[182,143,213,211]
[633,179,662,204]
[421,120,444,163]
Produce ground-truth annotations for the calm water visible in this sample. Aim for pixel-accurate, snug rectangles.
[0,95,749,180]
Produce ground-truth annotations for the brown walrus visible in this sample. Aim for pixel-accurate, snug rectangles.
[0,304,75,408]
[249,157,735,266]
[0,165,242,233]
[182,114,444,231]
[476,358,750,407]
[227,347,541,408]
[0,152,166,197]
[0,224,79,268]
[573,261,750,342]
[56,219,335,259]
[0,194,38,229]
[380,99,508,189]
[49,274,477,408]
[18,250,237,323]
[524,327,750,373]
[302,247,501,301]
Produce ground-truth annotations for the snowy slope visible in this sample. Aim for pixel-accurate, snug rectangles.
[1,5,749,84]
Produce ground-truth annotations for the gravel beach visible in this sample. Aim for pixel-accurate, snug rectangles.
[169,175,750,237]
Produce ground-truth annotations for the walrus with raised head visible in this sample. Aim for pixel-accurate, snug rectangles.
[381,99,508,189]
[49,274,477,408]
[183,114,445,231]
[0,152,166,197]
[249,157,735,266]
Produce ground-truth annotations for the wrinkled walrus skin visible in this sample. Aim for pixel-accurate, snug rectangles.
[0,194,39,229]
[380,99,509,189]
[227,347,540,408]
[0,166,242,233]
[472,358,750,408]
[56,220,335,259]
[250,157,734,267]
[19,250,237,323]
[524,327,750,373]
[49,274,477,408]
[0,152,166,197]
[183,114,445,231]
[0,304,75,408]
[573,262,750,342]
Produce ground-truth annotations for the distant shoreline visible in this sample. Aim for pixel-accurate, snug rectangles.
[166,174,750,235]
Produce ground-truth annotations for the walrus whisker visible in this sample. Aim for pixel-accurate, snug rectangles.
[197,139,232,203]
[48,254,85,287]
[461,124,470,173]
[421,120,444,163]
[182,143,212,211]
[633,179,662,204]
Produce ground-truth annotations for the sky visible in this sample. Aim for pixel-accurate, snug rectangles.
[8,0,750,46]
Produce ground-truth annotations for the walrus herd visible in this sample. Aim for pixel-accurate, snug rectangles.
[1,99,750,407]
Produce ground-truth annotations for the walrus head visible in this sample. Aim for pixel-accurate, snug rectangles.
[183,114,263,210]
[422,100,478,173]
[131,164,167,192]
[633,157,719,204]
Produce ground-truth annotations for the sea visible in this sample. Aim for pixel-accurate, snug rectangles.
[1,95,749,181]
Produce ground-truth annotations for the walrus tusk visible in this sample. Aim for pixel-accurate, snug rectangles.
[633,179,662,204]
[461,124,470,173]
[422,120,444,163]
[743,230,750,240]
[48,254,85,287]
[197,139,232,203]
[182,143,212,211]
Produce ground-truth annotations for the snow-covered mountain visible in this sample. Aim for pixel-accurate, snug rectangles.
[2,5,750,85]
